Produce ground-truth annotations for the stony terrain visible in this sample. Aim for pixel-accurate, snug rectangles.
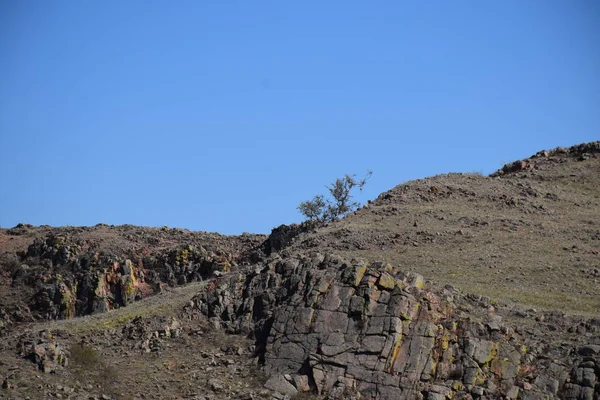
[0,141,598,399]
[0,281,268,399]
[0,224,265,325]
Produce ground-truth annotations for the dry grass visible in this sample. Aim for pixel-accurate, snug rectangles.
[38,281,207,334]
[69,343,119,394]
[292,157,600,316]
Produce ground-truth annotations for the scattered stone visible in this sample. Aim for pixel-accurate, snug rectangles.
[264,374,298,396]
[209,378,225,392]
[292,375,310,392]
[578,345,600,356]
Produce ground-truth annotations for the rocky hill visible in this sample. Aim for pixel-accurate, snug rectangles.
[273,141,600,316]
[0,224,266,324]
[0,141,598,400]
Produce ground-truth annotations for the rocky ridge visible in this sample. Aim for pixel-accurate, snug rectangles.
[0,224,265,329]
[192,252,600,399]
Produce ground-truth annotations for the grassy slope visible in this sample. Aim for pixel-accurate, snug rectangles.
[293,153,600,316]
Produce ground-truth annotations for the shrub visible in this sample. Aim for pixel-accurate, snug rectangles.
[298,171,372,222]
[69,343,100,368]
[69,343,118,390]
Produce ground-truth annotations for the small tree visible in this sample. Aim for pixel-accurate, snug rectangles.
[298,171,372,222]
[297,194,327,222]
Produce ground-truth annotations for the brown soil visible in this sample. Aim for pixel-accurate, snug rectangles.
[0,281,272,399]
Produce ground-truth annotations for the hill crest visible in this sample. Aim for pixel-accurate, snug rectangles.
[0,141,598,400]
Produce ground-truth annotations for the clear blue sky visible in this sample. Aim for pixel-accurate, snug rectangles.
[1,1,598,234]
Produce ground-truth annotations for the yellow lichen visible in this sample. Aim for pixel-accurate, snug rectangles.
[386,333,403,372]
[378,273,396,289]
[414,278,425,290]
[485,342,500,365]
[123,272,136,298]
[58,282,76,319]
[520,345,528,354]
[474,368,487,385]
[353,265,367,287]
[395,280,408,290]
[441,335,450,351]
[453,381,465,391]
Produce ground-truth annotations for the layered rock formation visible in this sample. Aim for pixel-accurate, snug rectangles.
[193,253,600,399]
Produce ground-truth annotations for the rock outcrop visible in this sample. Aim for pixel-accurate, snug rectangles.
[262,221,321,255]
[3,233,246,322]
[491,141,600,177]
[17,330,69,374]
[192,253,600,399]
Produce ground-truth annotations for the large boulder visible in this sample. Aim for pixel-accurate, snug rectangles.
[192,253,600,400]
[17,330,69,374]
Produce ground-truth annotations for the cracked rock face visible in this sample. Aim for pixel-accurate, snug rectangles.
[4,233,243,322]
[193,253,600,399]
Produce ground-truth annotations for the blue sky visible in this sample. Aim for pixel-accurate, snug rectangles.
[1,1,598,234]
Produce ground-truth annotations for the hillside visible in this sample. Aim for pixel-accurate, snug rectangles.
[0,141,598,400]
[0,224,266,323]
[280,142,600,315]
